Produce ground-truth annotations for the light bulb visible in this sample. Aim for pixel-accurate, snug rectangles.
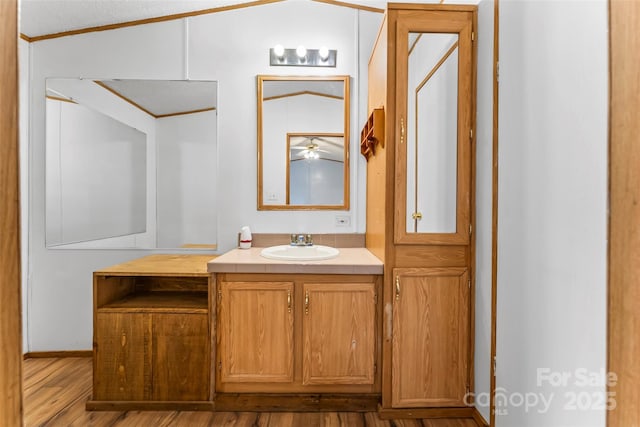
[319,46,329,60]
[296,45,307,59]
[273,44,285,58]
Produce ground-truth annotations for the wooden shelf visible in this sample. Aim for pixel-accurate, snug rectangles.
[98,291,208,313]
[360,108,384,160]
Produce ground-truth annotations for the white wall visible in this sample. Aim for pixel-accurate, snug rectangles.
[187,1,368,240]
[25,2,381,351]
[496,1,608,426]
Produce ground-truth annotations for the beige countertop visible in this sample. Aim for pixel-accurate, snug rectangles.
[96,254,217,277]
[207,247,383,275]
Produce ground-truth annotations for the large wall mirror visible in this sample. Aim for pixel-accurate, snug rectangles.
[45,78,218,250]
[257,75,350,210]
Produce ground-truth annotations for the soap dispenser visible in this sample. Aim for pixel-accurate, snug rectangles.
[239,226,252,249]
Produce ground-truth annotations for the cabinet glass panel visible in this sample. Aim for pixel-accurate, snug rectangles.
[406,32,459,234]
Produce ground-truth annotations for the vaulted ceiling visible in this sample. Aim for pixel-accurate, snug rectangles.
[19,0,390,39]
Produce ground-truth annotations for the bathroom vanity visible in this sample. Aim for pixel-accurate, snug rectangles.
[209,247,383,410]
[88,249,384,411]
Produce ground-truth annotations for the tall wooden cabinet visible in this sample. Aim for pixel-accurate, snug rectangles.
[365,4,477,418]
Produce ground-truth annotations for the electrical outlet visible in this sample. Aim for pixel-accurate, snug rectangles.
[335,215,351,227]
[267,192,278,201]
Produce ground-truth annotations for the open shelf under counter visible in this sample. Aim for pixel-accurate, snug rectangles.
[97,291,208,314]
[94,254,217,310]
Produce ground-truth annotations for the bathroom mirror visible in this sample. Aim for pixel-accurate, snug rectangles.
[45,78,218,250]
[257,75,350,210]
[406,32,459,234]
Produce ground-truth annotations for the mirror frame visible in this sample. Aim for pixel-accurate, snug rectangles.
[257,75,350,211]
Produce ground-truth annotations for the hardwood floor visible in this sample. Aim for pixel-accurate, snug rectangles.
[23,357,480,427]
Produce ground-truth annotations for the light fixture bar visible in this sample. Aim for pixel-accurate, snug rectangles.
[269,47,337,67]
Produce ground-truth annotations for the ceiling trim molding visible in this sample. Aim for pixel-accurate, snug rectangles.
[311,0,384,14]
[22,0,384,43]
[23,0,285,43]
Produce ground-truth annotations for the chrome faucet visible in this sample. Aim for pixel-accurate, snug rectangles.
[290,234,313,246]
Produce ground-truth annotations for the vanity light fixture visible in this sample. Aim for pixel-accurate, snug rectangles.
[273,44,285,58]
[269,45,337,67]
[296,45,307,59]
[319,46,330,60]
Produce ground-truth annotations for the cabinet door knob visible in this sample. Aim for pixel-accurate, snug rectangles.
[400,117,405,145]
[395,276,401,301]
[287,291,292,313]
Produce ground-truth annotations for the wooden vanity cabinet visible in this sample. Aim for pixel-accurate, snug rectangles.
[302,283,376,386]
[215,274,381,395]
[89,255,214,410]
[218,281,295,384]
[94,311,209,402]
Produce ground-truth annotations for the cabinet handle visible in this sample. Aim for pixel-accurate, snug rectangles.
[305,291,309,315]
[395,276,400,301]
[287,291,292,313]
[400,117,405,145]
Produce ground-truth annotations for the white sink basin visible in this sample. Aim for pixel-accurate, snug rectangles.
[260,245,340,261]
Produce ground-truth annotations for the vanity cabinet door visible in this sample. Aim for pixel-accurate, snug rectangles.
[94,312,210,402]
[302,283,376,385]
[94,312,148,401]
[392,268,470,408]
[151,313,209,401]
[218,281,295,383]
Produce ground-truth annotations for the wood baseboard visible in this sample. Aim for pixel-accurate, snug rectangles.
[377,406,475,419]
[86,400,215,412]
[23,350,93,360]
[472,408,489,427]
[214,393,380,412]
